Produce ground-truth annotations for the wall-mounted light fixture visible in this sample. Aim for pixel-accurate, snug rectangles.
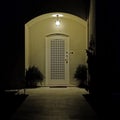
[55,15,60,26]
[52,14,63,27]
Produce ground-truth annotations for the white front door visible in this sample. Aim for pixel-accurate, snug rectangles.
[46,34,69,86]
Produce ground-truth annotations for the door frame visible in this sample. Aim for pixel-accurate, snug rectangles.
[45,33,69,86]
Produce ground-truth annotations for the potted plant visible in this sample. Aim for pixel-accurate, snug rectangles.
[25,66,44,88]
[74,64,87,88]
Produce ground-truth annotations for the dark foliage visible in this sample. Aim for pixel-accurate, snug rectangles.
[74,64,87,87]
[74,64,87,80]
[25,66,44,87]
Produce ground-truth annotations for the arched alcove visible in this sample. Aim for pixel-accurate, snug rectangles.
[25,12,87,86]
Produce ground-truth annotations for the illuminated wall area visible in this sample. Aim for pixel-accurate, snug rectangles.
[25,12,87,86]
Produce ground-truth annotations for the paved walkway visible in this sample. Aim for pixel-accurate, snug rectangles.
[11,87,100,120]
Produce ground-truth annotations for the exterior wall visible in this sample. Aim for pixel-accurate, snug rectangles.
[25,26,30,70]
[25,12,87,86]
[88,0,96,48]
[87,0,96,93]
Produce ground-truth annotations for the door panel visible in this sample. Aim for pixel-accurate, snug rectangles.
[46,34,69,86]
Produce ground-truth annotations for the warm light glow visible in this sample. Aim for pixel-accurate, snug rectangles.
[54,14,61,27]
[52,14,63,17]
[56,20,60,26]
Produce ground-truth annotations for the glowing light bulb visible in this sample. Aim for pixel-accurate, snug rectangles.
[56,20,60,26]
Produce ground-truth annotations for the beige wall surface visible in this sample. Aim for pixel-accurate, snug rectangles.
[25,12,87,86]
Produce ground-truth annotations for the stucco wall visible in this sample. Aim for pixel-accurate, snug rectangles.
[88,0,96,47]
[25,12,87,86]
